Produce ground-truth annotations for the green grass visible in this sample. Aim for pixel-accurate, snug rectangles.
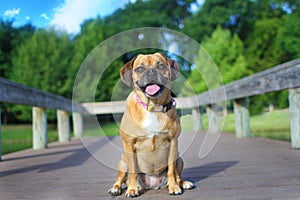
[183,109,290,141]
[1,124,59,154]
[1,122,120,155]
[1,109,291,155]
[83,122,120,137]
[223,109,290,141]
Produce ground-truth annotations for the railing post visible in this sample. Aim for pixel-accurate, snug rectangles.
[192,107,203,131]
[72,112,83,138]
[57,110,70,142]
[32,107,48,150]
[206,104,219,133]
[289,88,300,149]
[234,98,251,138]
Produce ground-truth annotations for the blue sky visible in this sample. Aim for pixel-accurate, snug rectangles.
[1,0,202,34]
[0,0,134,34]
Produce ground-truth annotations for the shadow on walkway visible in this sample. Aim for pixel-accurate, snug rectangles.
[0,137,115,177]
[183,161,238,184]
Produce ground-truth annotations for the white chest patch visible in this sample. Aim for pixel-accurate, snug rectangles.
[142,112,163,137]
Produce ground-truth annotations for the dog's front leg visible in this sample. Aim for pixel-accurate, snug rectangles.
[167,138,182,195]
[123,139,140,198]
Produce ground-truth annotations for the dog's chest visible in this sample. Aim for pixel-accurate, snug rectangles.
[142,111,166,137]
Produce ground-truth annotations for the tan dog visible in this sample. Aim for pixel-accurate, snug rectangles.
[109,53,193,197]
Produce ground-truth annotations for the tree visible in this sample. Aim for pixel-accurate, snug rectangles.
[0,20,35,78]
[0,20,35,123]
[245,18,285,73]
[278,12,300,59]
[11,29,73,121]
[63,18,105,98]
[105,0,196,34]
[183,0,253,42]
[182,27,248,96]
[243,17,287,114]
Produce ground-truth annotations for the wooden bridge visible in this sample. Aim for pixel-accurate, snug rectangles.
[1,59,300,199]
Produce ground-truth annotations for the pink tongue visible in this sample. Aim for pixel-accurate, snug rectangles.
[145,84,160,96]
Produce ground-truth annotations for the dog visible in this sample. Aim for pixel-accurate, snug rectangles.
[108,52,194,197]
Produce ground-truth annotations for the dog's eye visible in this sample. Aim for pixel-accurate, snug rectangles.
[134,66,145,73]
[157,63,167,70]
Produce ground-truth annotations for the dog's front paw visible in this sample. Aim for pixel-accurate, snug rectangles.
[125,187,139,198]
[108,185,122,196]
[182,181,194,190]
[168,184,182,195]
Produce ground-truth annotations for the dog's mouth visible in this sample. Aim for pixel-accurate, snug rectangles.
[140,83,164,98]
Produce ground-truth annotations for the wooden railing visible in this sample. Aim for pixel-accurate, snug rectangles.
[1,58,299,161]
[82,58,300,149]
[0,78,87,161]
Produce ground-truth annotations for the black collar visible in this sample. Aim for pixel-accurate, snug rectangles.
[135,94,176,112]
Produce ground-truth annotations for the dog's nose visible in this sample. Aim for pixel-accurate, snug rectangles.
[147,68,157,75]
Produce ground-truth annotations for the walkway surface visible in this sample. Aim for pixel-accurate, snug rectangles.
[1,131,300,200]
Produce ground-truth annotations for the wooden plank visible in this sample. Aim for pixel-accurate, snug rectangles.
[32,107,48,150]
[73,112,83,138]
[176,96,198,109]
[234,98,251,138]
[82,97,199,115]
[1,132,300,199]
[57,110,70,142]
[289,87,300,149]
[83,59,300,114]
[192,107,202,131]
[195,59,300,106]
[0,77,85,113]
[206,104,219,133]
[82,101,126,114]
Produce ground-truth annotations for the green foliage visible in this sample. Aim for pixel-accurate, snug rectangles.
[105,0,196,32]
[183,0,253,42]
[278,12,300,59]
[245,18,285,73]
[10,29,73,121]
[0,20,35,78]
[64,18,105,99]
[182,27,248,95]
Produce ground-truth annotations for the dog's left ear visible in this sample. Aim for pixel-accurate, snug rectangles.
[120,56,136,87]
[169,58,180,81]
[158,53,180,81]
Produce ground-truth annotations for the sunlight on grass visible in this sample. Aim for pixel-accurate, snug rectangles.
[180,109,290,141]
[83,122,120,137]
[2,125,58,154]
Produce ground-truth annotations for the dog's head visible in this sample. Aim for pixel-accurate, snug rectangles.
[120,53,180,99]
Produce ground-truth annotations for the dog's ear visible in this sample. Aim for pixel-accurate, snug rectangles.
[120,56,136,87]
[158,53,180,81]
[169,58,180,81]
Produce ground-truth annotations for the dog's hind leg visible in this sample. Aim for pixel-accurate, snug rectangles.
[175,157,194,190]
[108,159,128,196]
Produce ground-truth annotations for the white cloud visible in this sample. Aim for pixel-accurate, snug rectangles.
[3,8,21,17]
[25,16,30,21]
[50,0,127,34]
[40,13,50,20]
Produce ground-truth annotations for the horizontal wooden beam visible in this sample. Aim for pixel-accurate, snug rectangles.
[3,59,298,116]
[82,97,200,115]
[0,78,86,113]
[82,101,126,115]
[195,58,300,106]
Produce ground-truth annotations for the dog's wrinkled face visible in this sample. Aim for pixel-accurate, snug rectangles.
[120,53,180,99]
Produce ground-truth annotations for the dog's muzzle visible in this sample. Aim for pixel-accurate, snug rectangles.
[136,69,168,98]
